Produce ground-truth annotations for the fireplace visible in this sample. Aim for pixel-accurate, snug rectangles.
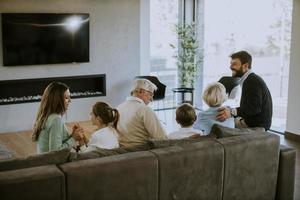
[0,74,106,105]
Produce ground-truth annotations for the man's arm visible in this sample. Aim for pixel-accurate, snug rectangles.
[216,106,232,122]
[237,79,262,118]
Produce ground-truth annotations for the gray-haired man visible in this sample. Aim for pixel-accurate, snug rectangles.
[117,79,167,147]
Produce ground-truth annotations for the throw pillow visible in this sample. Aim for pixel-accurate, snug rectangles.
[0,148,71,172]
[69,147,125,161]
[122,144,151,152]
[149,135,215,149]
[69,144,151,162]
[210,124,265,138]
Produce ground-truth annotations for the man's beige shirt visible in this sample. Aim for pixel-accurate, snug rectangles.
[117,96,167,147]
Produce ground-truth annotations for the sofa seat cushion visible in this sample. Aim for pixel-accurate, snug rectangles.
[210,124,265,138]
[60,151,158,200]
[0,148,71,172]
[0,165,65,200]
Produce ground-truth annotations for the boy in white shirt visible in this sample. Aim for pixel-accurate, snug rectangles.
[169,103,203,139]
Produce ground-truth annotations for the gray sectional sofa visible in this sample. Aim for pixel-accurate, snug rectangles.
[0,125,296,200]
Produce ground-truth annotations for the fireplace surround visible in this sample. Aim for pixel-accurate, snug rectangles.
[0,74,106,105]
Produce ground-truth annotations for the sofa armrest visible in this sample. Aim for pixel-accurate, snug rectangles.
[276,145,296,200]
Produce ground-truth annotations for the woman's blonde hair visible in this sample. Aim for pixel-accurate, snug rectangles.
[32,82,69,141]
[202,82,227,107]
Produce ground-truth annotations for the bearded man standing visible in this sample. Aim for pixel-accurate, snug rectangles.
[217,51,273,130]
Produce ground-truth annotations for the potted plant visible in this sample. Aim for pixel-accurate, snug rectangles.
[170,22,200,88]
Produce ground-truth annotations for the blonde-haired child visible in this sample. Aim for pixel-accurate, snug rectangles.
[193,82,234,135]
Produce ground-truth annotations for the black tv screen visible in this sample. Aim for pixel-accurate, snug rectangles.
[1,13,89,66]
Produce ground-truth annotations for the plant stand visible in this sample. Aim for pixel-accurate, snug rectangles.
[172,87,194,106]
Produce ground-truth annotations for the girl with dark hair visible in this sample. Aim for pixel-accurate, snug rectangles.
[82,102,120,151]
[32,82,83,153]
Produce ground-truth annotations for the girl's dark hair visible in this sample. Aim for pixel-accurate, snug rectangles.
[92,102,121,134]
[32,82,69,141]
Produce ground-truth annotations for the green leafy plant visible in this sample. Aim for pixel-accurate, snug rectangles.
[170,23,200,87]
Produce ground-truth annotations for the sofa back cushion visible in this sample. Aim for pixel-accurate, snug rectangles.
[0,148,71,172]
[150,140,224,200]
[210,124,265,138]
[60,151,158,200]
[218,132,280,200]
[0,165,65,200]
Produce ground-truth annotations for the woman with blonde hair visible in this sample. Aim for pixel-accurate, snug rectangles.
[193,82,234,135]
[81,102,121,151]
[32,82,83,153]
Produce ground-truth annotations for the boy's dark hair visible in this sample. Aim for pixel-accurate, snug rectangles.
[176,103,197,127]
[230,50,252,69]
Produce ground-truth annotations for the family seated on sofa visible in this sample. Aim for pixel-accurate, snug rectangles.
[32,79,165,154]
[32,50,273,154]
[32,78,236,154]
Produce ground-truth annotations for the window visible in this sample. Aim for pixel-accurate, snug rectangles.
[199,0,293,132]
[148,0,292,132]
[149,0,180,108]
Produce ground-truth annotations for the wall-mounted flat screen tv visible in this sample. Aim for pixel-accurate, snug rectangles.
[1,13,89,66]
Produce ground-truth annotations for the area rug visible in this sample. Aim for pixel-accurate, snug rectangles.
[0,141,13,160]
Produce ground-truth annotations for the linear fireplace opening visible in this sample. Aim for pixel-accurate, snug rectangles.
[0,74,106,105]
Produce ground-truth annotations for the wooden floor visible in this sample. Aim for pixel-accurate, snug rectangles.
[0,120,97,158]
[0,124,299,200]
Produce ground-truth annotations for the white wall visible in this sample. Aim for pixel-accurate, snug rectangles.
[139,0,150,75]
[286,0,300,135]
[0,0,144,133]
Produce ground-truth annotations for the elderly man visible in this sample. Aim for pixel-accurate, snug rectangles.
[117,79,167,147]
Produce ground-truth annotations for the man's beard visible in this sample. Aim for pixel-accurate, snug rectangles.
[232,68,244,77]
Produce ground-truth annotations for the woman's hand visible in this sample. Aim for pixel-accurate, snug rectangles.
[78,134,89,147]
[71,123,85,141]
